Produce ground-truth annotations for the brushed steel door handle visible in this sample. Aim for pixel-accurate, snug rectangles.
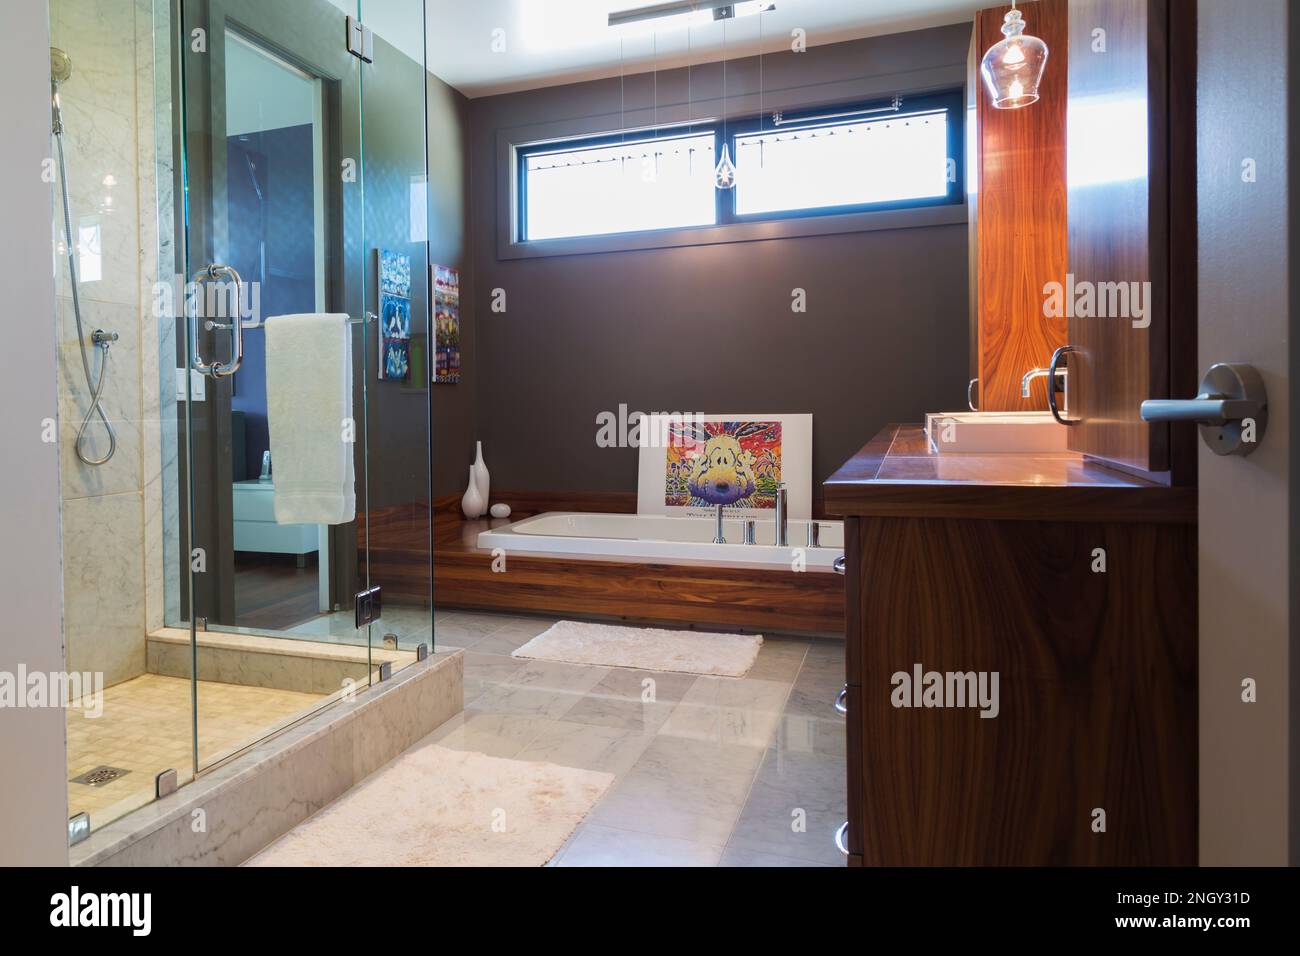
[835,821,850,856]
[1140,363,1267,456]
[834,684,848,715]
[833,555,846,575]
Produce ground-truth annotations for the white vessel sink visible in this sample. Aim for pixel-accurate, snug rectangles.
[924,411,1069,454]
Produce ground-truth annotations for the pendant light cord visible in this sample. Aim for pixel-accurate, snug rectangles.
[758,6,765,164]
[722,18,727,140]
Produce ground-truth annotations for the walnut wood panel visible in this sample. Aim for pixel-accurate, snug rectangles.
[365,502,844,633]
[361,504,433,606]
[844,681,864,859]
[851,513,1196,865]
[1066,0,1189,477]
[972,0,1070,411]
[435,489,841,521]
[843,516,862,685]
[435,539,844,635]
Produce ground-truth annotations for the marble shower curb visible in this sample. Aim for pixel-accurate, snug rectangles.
[71,648,464,866]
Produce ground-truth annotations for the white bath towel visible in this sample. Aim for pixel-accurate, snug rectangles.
[265,313,355,525]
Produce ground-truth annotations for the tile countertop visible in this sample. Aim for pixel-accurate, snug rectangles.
[822,424,1195,524]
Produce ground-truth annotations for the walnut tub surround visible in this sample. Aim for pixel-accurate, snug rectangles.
[826,425,1196,866]
[427,499,844,637]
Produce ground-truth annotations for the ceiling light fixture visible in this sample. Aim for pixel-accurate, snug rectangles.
[980,1,1049,109]
[609,1,774,31]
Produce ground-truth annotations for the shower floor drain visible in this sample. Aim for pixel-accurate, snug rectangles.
[71,765,131,787]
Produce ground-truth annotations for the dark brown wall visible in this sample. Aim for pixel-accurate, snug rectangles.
[362,32,433,510]
[426,71,476,497]
[463,25,974,494]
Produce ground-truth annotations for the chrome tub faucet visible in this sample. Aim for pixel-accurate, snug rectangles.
[775,483,788,547]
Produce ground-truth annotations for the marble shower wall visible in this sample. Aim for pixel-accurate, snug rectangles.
[51,0,177,688]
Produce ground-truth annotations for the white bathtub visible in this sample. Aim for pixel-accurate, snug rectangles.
[476,512,844,570]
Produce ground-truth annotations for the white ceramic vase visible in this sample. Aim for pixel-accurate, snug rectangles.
[461,464,485,520]
[471,441,490,516]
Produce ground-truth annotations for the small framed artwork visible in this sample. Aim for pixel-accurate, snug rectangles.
[377,249,412,382]
[636,413,813,520]
[432,263,460,384]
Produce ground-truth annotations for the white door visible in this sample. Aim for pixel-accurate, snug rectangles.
[1195,0,1295,866]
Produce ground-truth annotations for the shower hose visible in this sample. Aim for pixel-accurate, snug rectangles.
[54,119,117,466]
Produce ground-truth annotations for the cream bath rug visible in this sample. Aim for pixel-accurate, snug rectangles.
[245,746,613,867]
[512,621,763,678]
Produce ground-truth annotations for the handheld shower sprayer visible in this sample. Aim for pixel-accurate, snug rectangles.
[50,46,118,467]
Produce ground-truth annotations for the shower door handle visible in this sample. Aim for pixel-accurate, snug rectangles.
[189,264,243,378]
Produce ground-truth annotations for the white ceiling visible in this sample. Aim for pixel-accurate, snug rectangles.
[421,0,983,98]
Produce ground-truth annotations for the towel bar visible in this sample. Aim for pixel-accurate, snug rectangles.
[203,311,375,332]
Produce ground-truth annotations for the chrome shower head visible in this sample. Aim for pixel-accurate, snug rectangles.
[50,47,73,85]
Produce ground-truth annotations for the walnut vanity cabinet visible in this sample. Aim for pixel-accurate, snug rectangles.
[825,425,1197,866]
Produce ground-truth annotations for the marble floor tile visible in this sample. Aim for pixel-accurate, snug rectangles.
[725,747,848,866]
[272,609,850,866]
[718,846,834,867]
[658,675,793,748]
[471,624,551,656]
[555,825,724,867]
[746,635,811,682]
[803,637,847,669]
[773,710,847,759]
[560,667,697,734]
[589,736,765,845]
[461,650,528,703]
[425,711,549,759]
[432,610,522,645]
[782,645,849,720]
[504,658,613,697]
[466,683,585,722]
[514,719,653,776]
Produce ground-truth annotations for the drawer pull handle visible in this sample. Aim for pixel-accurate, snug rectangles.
[833,555,846,575]
[834,684,848,715]
[835,821,850,856]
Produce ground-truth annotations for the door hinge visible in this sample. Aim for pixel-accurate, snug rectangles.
[355,586,382,628]
[346,15,374,63]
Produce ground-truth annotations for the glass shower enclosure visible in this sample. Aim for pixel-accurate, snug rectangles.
[52,0,434,838]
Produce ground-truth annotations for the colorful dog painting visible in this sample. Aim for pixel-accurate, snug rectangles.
[664,421,782,509]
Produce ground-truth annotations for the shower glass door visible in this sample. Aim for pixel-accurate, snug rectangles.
[177,0,372,771]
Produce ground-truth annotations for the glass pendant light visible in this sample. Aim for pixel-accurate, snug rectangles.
[714,18,736,189]
[714,142,737,188]
[980,2,1049,109]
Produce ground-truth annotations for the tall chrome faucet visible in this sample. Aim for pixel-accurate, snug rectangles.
[774,483,788,547]
[713,503,726,544]
[1021,366,1067,400]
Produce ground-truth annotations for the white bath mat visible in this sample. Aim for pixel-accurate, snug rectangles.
[245,746,613,867]
[512,621,763,678]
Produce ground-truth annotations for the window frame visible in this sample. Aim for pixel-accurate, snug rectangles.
[515,126,720,243]
[513,90,964,245]
[720,90,965,224]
